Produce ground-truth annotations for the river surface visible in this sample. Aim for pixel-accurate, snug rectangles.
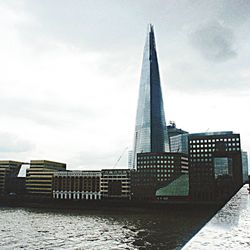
[0,205,217,250]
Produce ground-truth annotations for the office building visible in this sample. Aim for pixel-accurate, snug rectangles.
[131,152,188,200]
[128,150,133,169]
[101,169,131,199]
[170,133,189,154]
[26,160,66,198]
[241,151,249,183]
[132,24,170,169]
[53,171,101,200]
[189,131,243,201]
[167,121,188,138]
[0,161,24,196]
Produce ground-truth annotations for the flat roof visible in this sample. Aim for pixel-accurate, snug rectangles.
[0,160,28,165]
[190,131,234,136]
[30,160,66,165]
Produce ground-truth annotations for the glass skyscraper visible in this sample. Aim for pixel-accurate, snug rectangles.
[132,25,170,169]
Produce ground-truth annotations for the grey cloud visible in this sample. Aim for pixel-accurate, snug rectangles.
[219,0,250,25]
[68,148,128,170]
[0,132,34,153]
[190,21,237,62]
[0,96,96,127]
[69,151,116,170]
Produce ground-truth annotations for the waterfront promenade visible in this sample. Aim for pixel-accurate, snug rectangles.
[183,184,250,249]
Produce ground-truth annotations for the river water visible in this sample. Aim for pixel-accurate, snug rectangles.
[0,205,217,250]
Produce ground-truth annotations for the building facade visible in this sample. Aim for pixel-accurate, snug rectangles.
[132,24,170,169]
[170,133,189,154]
[241,151,249,183]
[0,161,24,196]
[167,121,188,138]
[26,160,66,198]
[101,169,131,199]
[189,132,243,201]
[131,152,189,200]
[53,171,101,200]
[128,150,133,169]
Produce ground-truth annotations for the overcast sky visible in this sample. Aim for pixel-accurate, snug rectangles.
[0,0,249,170]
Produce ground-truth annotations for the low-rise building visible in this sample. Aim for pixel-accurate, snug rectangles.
[101,169,131,199]
[0,161,24,196]
[53,171,101,200]
[26,160,66,198]
[131,152,189,200]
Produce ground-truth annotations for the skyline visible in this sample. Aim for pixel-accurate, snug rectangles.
[0,1,249,170]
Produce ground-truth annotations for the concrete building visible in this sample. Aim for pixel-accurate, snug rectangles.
[53,171,101,200]
[189,131,243,201]
[131,152,189,200]
[0,161,24,196]
[26,160,66,198]
[101,169,131,199]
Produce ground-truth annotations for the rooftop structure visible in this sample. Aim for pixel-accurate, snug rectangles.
[167,121,188,138]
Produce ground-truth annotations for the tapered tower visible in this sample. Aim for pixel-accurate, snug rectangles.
[132,24,169,168]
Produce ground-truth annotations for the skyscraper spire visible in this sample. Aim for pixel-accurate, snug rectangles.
[132,24,170,168]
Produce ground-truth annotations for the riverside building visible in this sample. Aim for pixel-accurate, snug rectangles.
[26,160,66,198]
[189,131,243,201]
[0,161,24,196]
[101,169,131,199]
[132,24,170,169]
[53,171,101,200]
[131,152,189,200]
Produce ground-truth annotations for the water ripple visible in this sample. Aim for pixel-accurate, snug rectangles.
[0,206,216,249]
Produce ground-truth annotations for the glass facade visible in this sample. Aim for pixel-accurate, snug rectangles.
[133,25,169,168]
[214,157,232,178]
[241,151,249,183]
[170,133,189,154]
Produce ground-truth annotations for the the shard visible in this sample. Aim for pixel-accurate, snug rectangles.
[132,24,170,168]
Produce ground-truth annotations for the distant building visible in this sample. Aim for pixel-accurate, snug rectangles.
[128,150,133,169]
[132,25,170,169]
[167,121,188,138]
[241,151,248,183]
[26,160,66,198]
[53,171,101,200]
[189,131,243,201]
[170,133,189,154]
[0,161,24,196]
[131,152,189,200]
[101,169,131,199]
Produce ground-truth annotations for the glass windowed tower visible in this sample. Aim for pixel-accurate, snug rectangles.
[132,24,170,169]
